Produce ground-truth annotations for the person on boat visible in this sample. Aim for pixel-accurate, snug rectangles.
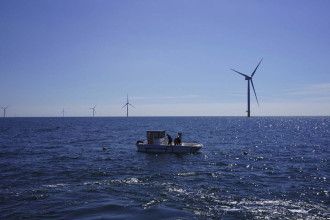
[174,133,182,145]
[166,134,172,146]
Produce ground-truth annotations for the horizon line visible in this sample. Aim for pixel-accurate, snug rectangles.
[1,115,329,118]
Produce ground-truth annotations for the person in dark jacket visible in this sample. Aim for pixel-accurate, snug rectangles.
[166,134,172,145]
[174,133,182,145]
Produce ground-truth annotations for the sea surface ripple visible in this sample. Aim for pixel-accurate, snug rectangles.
[0,117,329,219]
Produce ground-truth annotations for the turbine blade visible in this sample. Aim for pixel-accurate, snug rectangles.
[251,58,263,77]
[122,103,128,109]
[129,103,135,108]
[251,79,259,106]
[230,69,249,78]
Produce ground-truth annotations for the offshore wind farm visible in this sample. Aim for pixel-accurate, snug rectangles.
[1,1,330,220]
[1,1,330,117]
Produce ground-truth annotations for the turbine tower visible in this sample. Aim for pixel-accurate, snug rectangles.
[1,106,9,118]
[90,105,96,117]
[122,94,135,117]
[231,58,263,117]
[61,108,65,117]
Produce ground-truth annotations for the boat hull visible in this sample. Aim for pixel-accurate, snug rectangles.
[136,143,203,153]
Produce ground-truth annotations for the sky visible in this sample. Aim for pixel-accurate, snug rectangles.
[1,0,330,117]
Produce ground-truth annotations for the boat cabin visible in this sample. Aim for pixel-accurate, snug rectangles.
[147,130,165,145]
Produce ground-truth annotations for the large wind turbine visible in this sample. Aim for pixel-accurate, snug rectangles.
[90,105,96,117]
[1,106,9,118]
[122,94,135,117]
[231,58,263,117]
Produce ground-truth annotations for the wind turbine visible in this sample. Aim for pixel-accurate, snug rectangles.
[1,106,9,118]
[61,108,65,117]
[122,94,135,117]
[231,58,263,117]
[90,105,96,117]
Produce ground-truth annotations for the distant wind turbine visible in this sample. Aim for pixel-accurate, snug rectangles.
[231,58,263,117]
[90,105,96,117]
[61,108,65,117]
[122,94,135,117]
[1,106,9,118]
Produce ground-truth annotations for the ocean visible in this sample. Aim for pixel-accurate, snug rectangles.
[0,117,329,219]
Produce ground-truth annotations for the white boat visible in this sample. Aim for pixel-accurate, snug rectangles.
[136,130,203,153]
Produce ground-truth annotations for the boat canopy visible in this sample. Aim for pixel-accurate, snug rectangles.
[147,130,165,144]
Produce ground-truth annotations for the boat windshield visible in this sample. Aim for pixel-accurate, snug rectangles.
[147,131,165,139]
[157,131,165,138]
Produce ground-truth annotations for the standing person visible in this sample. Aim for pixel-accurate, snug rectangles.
[167,134,172,146]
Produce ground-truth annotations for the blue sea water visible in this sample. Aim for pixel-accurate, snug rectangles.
[0,117,329,219]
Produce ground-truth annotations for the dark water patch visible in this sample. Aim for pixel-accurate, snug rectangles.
[36,127,60,133]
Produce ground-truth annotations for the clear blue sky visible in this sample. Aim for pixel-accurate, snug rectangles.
[1,0,330,116]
